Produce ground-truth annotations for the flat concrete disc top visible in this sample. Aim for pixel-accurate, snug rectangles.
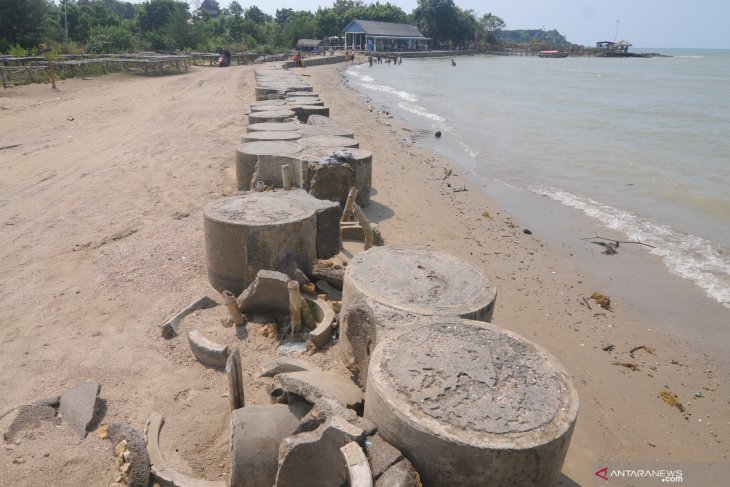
[248,122,300,132]
[241,131,302,142]
[347,246,495,315]
[238,141,300,156]
[206,191,314,225]
[378,321,566,435]
[300,135,359,149]
[251,109,296,118]
[285,97,323,105]
[251,99,286,109]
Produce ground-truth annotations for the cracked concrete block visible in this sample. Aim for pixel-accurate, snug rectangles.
[187,330,229,369]
[279,370,363,409]
[340,246,497,382]
[304,294,337,349]
[364,433,402,480]
[276,416,365,487]
[204,191,338,295]
[260,357,322,378]
[237,270,290,314]
[230,403,311,487]
[294,397,376,437]
[375,459,420,487]
[290,105,330,122]
[364,319,579,487]
[59,379,102,438]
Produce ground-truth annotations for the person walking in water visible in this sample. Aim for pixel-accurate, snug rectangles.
[451,58,456,66]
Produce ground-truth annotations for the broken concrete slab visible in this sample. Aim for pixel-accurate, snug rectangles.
[311,260,346,288]
[316,280,342,301]
[59,380,102,439]
[259,357,322,378]
[303,294,336,349]
[230,403,311,487]
[237,270,290,314]
[341,441,373,487]
[364,319,579,486]
[187,330,229,369]
[294,397,376,437]
[276,416,365,487]
[159,296,217,338]
[226,349,245,410]
[279,370,363,409]
[146,413,225,487]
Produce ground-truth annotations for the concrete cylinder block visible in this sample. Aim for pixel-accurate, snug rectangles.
[235,141,300,191]
[291,105,330,123]
[285,97,324,106]
[248,109,296,124]
[340,246,497,380]
[247,121,301,133]
[297,125,355,139]
[250,99,286,111]
[286,91,320,97]
[300,135,359,150]
[203,190,339,295]
[365,318,579,487]
[241,131,302,143]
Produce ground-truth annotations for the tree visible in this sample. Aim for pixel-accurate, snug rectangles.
[479,12,504,44]
[0,0,52,48]
[244,6,270,25]
[275,8,295,24]
[136,0,188,33]
[412,0,460,47]
[226,1,243,18]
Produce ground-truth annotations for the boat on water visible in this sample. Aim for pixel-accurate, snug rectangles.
[538,50,569,58]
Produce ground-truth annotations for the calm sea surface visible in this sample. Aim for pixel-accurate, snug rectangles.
[344,49,730,309]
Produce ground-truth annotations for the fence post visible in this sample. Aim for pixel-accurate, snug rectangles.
[1,68,6,89]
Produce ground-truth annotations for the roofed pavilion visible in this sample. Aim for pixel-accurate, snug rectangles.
[342,19,429,52]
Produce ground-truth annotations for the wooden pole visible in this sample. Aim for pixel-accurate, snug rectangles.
[1,68,7,89]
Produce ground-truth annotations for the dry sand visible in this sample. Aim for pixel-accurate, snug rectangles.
[0,61,728,486]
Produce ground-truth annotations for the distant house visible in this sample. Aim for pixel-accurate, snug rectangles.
[342,19,429,52]
[296,39,323,52]
[596,40,632,54]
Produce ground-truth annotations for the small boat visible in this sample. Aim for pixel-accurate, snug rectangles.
[538,50,569,58]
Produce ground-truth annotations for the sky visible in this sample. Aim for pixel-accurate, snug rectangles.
[193,0,730,49]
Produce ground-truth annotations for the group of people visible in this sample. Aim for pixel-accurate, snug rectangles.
[368,55,402,67]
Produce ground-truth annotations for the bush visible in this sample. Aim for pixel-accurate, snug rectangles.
[86,26,138,53]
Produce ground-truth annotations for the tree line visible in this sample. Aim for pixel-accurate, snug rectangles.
[0,0,509,55]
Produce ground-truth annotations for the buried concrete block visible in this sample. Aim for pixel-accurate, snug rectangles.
[340,246,497,382]
[187,330,229,369]
[203,191,340,295]
[146,413,225,487]
[341,441,373,487]
[260,357,322,378]
[230,403,310,487]
[279,370,363,409]
[276,416,365,487]
[364,319,579,487]
[159,296,217,338]
[59,379,102,439]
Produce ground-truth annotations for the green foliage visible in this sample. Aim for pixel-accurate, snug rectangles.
[0,0,52,48]
[7,43,30,57]
[497,29,568,45]
[85,25,138,52]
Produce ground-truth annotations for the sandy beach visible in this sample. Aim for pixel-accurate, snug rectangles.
[0,60,727,486]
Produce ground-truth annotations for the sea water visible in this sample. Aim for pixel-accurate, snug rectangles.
[344,49,730,310]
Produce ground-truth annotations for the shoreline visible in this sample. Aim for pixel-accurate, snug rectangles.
[298,62,730,484]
